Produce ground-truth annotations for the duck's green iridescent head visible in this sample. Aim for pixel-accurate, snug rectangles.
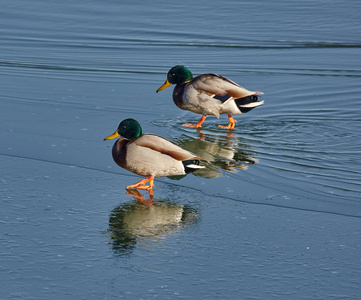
[167,65,193,84]
[104,118,142,141]
[156,65,193,92]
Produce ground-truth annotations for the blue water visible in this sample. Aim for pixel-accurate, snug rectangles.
[1,0,361,299]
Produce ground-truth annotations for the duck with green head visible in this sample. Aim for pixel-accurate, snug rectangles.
[156,65,264,129]
[104,118,204,190]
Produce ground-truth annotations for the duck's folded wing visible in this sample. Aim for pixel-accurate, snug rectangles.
[192,73,263,100]
[133,134,200,161]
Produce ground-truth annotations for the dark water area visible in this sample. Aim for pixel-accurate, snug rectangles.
[1,0,361,299]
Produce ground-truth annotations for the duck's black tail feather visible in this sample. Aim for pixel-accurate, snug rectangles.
[182,159,205,174]
[235,95,264,113]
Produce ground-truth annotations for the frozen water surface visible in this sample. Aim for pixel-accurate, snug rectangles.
[1,0,361,299]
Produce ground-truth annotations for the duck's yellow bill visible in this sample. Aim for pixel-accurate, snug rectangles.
[104,131,120,141]
[156,79,172,93]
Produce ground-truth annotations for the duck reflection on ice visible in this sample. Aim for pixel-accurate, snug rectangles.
[107,190,199,256]
[176,129,259,178]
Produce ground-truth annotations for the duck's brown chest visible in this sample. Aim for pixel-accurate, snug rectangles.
[112,138,129,169]
[172,84,186,109]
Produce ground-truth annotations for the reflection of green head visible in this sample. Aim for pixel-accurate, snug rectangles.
[108,201,137,256]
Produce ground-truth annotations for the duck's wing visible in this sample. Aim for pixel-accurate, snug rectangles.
[132,134,201,161]
[191,73,263,101]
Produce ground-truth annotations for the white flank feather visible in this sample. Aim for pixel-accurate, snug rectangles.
[239,100,264,108]
[186,164,205,169]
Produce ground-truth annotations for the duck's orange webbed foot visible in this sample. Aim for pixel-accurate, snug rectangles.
[126,176,155,190]
[182,115,206,128]
[218,114,237,129]
[182,123,201,128]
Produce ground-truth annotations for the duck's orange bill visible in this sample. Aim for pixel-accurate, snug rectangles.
[104,131,120,141]
[156,79,172,93]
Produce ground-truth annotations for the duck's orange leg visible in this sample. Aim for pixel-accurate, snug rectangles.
[182,115,207,128]
[126,176,155,190]
[218,114,237,129]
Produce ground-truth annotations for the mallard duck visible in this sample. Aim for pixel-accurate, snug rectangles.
[156,65,264,129]
[104,118,204,190]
